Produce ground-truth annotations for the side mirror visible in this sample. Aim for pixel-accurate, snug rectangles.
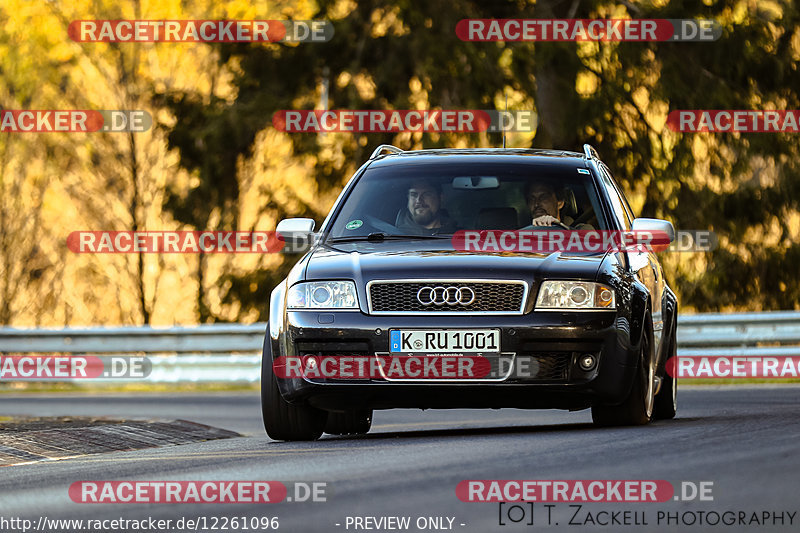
[276,218,316,251]
[631,218,675,242]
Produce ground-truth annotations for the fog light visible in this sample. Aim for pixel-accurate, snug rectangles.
[579,354,596,371]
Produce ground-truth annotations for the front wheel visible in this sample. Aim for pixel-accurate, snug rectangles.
[261,330,327,441]
[654,328,678,420]
[592,331,654,427]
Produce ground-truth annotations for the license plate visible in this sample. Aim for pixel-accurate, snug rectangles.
[390,329,500,354]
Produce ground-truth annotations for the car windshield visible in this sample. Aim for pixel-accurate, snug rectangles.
[326,160,608,240]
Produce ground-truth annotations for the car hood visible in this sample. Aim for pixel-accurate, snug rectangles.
[303,241,608,286]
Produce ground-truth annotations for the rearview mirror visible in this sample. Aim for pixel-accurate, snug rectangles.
[452,176,500,189]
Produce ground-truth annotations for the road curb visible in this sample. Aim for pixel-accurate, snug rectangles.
[0,417,240,467]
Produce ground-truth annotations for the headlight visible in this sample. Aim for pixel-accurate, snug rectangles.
[535,281,615,310]
[287,281,359,310]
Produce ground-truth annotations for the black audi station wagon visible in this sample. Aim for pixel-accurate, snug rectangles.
[262,145,679,441]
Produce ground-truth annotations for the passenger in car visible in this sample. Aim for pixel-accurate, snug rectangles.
[521,182,594,230]
[395,179,460,234]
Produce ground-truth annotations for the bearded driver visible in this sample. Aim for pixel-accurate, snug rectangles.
[395,179,459,235]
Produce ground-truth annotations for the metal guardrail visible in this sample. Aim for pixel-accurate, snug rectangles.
[0,312,798,382]
[0,324,267,353]
[677,311,800,356]
[0,324,267,383]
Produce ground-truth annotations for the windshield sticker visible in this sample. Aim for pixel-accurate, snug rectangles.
[345,220,363,230]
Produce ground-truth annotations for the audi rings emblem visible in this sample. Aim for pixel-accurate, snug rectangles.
[416,286,476,306]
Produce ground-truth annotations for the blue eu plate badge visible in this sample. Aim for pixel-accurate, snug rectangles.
[390,330,401,352]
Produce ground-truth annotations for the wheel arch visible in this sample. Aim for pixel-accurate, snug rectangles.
[657,288,679,373]
[629,281,652,351]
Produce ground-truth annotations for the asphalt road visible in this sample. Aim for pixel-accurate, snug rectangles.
[0,386,798,533]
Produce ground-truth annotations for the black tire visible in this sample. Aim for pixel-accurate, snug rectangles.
[324,410,373,435]
[261,330,326,441]
[592,329,654,427]
[654,326,678,420]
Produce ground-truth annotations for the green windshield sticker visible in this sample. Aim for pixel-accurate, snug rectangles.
[345,220,363,230]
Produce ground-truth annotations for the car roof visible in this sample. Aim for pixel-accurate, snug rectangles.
[367,148,591,169]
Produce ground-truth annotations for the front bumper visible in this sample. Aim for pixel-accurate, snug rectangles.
[270,310,637,411]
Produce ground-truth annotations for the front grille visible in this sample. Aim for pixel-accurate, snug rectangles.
[368,281,526,314]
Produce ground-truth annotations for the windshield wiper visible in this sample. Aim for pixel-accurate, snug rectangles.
[328,232,450,243]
